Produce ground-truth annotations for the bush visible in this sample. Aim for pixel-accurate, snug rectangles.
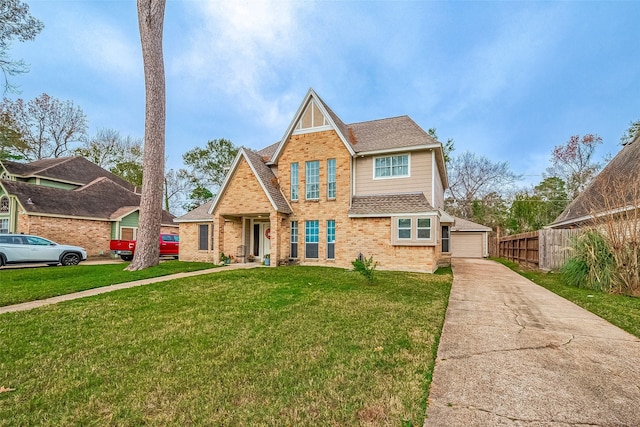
[562,230,615,292]
[352,255,377,281]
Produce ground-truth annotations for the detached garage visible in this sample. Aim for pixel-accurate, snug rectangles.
[451,217,492,258]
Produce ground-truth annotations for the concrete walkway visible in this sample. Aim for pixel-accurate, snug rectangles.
[426,258,640,426]
[0,263,260,314]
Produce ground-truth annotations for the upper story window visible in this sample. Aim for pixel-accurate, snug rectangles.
[293,100,331,134]
[0,196,8,213]
[374,154,409,179]
[327,159,336,199]
[306,160,320,200]
[290,163,299,201]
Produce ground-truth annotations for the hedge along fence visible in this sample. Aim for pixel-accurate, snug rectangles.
[491,229,582,271]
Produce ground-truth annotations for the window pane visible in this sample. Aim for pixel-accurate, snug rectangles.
[306,161,319,199]
[398,218,411,239]
[305,221,319,259]
[290,221,298,258]
[327,220,335,243]
[0,218,8,234]
[327,159,336,198]
[291,163,298,200]
[198,224,209,250]
[418,228,431,239]
[398,218,411,228]
[417,218,430,228]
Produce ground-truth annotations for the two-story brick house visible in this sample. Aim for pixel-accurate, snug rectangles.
[178,89,459,272]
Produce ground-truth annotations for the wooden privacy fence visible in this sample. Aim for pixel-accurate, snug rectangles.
[490,229,582,270]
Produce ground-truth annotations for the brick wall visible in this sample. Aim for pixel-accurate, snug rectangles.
[17,214,112,257]
[179,222,215,263]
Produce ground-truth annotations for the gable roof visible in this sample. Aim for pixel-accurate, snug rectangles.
[174,201,214,223]
[0,177,175,224]
[1,156,137,192]
[266,88,448,189]
[209,148,292,216]
[348,192,436,217]
[550,134,640,228]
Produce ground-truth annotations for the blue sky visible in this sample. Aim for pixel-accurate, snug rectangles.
[7,0,640,187]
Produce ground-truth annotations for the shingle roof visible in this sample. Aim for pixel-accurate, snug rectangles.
[348,116,438,153]
[348,192,435,216]
[243,149,292,214]
[174,201,214,222]
[550,135,640,227]
[1,157,137,192]
[452,216,492,232]
[256,141,279,160]
[0,177,175,224]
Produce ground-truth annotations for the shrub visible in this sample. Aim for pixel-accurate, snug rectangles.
[352,255,377,282]
[563,230,614,292]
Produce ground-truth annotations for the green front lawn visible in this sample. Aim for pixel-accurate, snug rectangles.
[494,258,640,339]
[0,266,451,426]
[0,261,216,307]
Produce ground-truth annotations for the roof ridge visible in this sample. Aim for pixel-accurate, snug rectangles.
[29,156,77,175]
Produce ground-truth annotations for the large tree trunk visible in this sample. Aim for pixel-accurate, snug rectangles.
[127,0,166,271]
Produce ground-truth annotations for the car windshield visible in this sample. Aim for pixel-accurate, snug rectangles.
[25,236,54,246]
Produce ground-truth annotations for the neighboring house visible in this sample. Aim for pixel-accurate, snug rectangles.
[174,200,215,262]
[549,132,640,228]
[450,216,492,258]
[180,88,493,272]
[0,156,177,257]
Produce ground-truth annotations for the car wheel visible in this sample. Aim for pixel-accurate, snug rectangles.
[61,252,81,266]
[0,254,4,267]
[120,255,133,261]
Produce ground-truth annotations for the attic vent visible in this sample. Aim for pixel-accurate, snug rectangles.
[26,197,33,205]
[0,196,8,212]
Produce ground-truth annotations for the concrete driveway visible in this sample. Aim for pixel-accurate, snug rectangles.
[426,258,640,426]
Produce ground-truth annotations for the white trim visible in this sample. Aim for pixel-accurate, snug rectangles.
[292,125,333,135]
[548,203,640,228]
[349,210,439,218]
[270,88,356,164]
[372,153,411,180]
[356,143,440,157]
[173,218,214,223]
[431,150,436,207]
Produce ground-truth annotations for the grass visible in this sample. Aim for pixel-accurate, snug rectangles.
[493,258,640,339]
[0,261,216,307]
[0,266,452,426]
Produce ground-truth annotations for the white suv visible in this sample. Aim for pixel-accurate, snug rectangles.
[0,234,87,267]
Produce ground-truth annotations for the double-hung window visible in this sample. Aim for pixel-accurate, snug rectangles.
[306,161,319,199]
[290,221,298,258]
[0,218,8,234]
[417,218,431,239]
[327,220,335,259]
[398,218,412,239]
[374,154,409,178]
[327,159,336,199]
[305,220,319,258]
[290,163,299,201]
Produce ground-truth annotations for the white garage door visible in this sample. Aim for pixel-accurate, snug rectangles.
[451,231,484,258]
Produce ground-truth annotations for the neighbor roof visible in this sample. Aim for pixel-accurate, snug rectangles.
[348,192,436,216]
[1,157,137,192]
[174,201,214,223]
[550,133,640,228]
[452,216,492,232]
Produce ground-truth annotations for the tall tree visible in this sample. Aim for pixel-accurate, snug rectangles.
[446,150,520,221]
[507,177,569,234]
[545,134,603,200]
[127,0,166,272]
[182,138,239,192]
[0,109,26,159]
[0,93,87,160]
[0,0,43,93]
[427,128,455,165]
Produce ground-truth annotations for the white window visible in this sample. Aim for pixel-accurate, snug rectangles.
[374,154,409,179]
[417,218,431,239]
[305,220,319,258]
[0,218,8,234]
[290,221,298,258]
[327,220,335,259]
[327,159,336,199]
[290,163,299,201]
[306,161,319,200]
[398,218,412,239]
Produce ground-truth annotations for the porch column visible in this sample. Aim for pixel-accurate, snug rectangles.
[213,213,224,264]
[269,212,281,267]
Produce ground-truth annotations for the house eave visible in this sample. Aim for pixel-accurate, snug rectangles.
[354,143,441,157]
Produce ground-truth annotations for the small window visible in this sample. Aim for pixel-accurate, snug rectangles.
[327,159,336,199]
[0,196,8,213]
[417,218,431,239]
[374,154,409,178]
[0,218,8,234]
[442,225,450,252]
[327,220,335,259]
[290,221,298,258]
[305,220,319,259]
[306,161,319,200]
[198,224,209,250]
[290,163,299,201]
[398,218,412,239]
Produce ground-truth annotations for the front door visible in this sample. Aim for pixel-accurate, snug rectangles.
[252,222,271,261]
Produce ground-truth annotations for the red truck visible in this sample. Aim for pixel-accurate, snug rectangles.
[109,234,179,261]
